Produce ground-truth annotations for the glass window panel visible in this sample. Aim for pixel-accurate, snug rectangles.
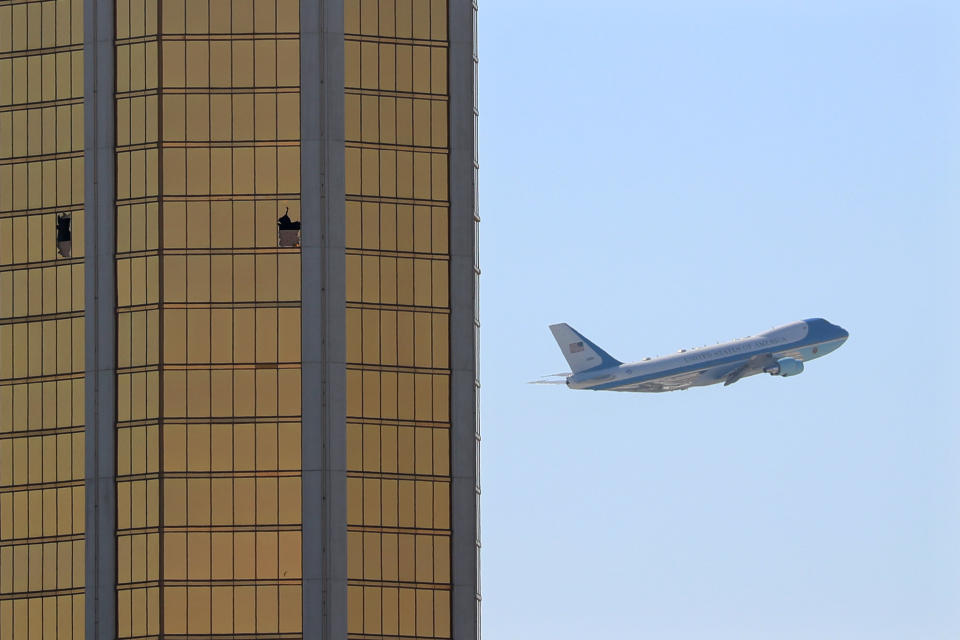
[347,530,362,579]
[209,308,232,361]
[162,148,185,194]
[412,0,430,39]
[277,308,300,362]
[416,588,434,636]
[431,0,448,40]
[186,254,210,302]
[435,589,451,637]
[277,92,299,139]
[210,531,232,577]
[434,480,450,528]
[345,0,360,33]
[234,478,255,524]
[116,44,131,92]
[277,421,300,469]
[185,0,209,33]
[234,370,255,416]
[162,0,185,33]
[277,0,298,31]
[277,40,299,86]
[278,368,300,416]
[202,423,230,472]
[413,45,431,93]
[277,253,300,300]
[210,0,231,33]
[130,43,146,92]
[380,425,397,473]
[345,41,360,88]
[358,0,377,35]
[234,585,256,632]
[254,40,276,87]
[278,586,301,634]
[433,426,450,477]
[186,147,210,195]
[256,369,277,416]
[433,534,451,583]
[187,370,211,417]
[186,477,211,524]
[162,41,185,87]
[432,153,449,200]
[381,478,398,526]
[233,424,256,471]
[210,478,232,525]
[413,98,430,147]
[256,585,279,633]
[379,43,395,91]
[277,146,299,193]
[232,40,254,87]
[210,368,233,417]
[359,41,377,89]
[415,534,433,582]
[364,586,382,634]
[346,476,361,525]
[185,41,209,86]
[185,94,209,141]
[395,45,412,92]
[397,533,415,580]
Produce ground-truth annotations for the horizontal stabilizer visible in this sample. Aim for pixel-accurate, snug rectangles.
[528,372,571,385]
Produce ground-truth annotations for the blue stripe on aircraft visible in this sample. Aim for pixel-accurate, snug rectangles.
[585,334,843,391]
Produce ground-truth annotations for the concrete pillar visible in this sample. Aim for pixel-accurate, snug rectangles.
[83,0,117,638]
[301,1,348,637]
[449,1,481,638]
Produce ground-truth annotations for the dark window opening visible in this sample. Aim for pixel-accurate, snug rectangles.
[56,214,72,258]
[278,207,301,248]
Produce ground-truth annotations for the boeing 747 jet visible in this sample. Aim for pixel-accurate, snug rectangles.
[542,319,848,392]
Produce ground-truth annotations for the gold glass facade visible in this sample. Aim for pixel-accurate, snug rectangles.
[344,1,453,637]
[0,0,474,636]
[0,0,86,638]
[114,0,302,636]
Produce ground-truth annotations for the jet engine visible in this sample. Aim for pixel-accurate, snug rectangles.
[764,357,804,377]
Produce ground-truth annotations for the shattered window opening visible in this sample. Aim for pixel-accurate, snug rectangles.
[57,214,73,258]
[278,207,301,247]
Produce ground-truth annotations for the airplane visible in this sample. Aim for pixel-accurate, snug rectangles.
[539,318,848,392]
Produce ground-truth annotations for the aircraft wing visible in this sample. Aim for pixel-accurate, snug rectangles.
[613,369,705,392]
[721,353,774,386]
[612,353,775,392]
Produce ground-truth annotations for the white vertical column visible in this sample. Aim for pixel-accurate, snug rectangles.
[83,0,116,638]
[449,1,481,638]
[301,0,347,637]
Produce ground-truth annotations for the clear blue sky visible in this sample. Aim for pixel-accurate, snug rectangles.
[478,2,959,638]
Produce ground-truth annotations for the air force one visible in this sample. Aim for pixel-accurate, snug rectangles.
[541,319,849,392]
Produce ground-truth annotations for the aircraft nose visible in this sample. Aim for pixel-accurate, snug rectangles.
[834,324,849,341]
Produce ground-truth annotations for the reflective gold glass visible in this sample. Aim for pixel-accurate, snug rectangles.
[114,1,303,635]
[345,0,452,636]
[0,2,86,636]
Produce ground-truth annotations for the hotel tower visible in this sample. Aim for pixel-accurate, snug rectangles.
[0,1,480,638]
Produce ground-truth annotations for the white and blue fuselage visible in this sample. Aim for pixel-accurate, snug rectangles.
[549,319,848,393]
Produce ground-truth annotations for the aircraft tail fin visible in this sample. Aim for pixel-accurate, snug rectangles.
[549,323,622,374]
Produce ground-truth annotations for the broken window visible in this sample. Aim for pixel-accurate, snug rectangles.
[56,214,72,258]
[278,208,301,247]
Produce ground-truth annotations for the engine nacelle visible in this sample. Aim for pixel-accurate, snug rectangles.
[764,357,804,377]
